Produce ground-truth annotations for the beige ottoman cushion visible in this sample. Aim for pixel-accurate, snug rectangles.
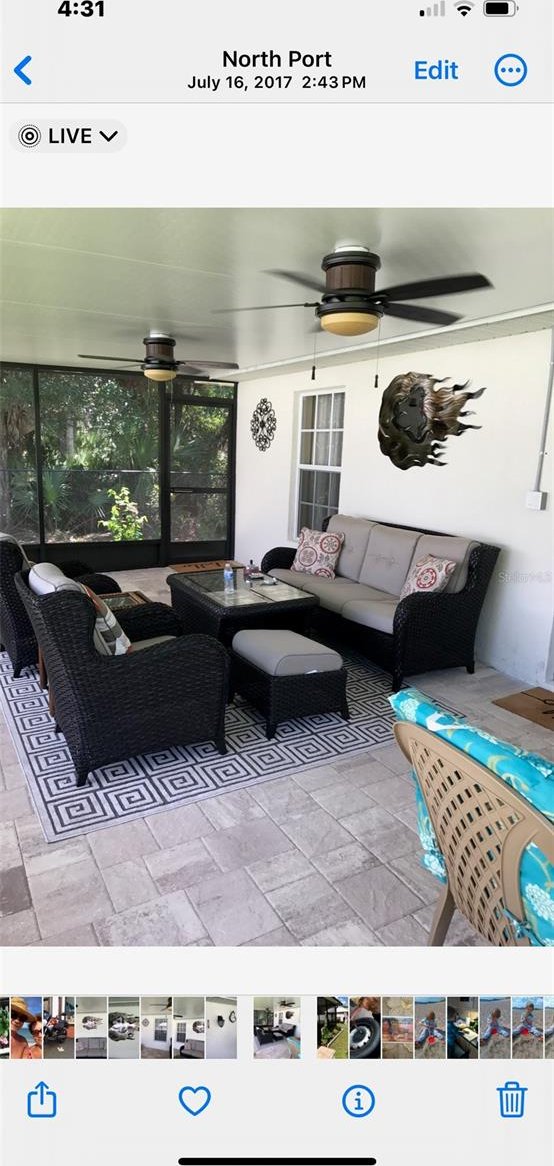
[232,629,342,677]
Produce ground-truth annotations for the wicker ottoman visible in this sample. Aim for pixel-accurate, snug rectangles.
[231,629,349,739]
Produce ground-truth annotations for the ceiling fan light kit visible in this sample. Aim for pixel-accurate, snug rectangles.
[143,367,177,381]
[319,308,382,336]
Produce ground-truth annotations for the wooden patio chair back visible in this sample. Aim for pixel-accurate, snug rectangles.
[394,721,553,947]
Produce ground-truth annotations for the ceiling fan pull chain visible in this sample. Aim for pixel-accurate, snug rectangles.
[311,328,318,381]
[374,318,382,388]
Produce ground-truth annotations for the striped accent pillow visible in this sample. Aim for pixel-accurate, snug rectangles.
[82,587,131,656]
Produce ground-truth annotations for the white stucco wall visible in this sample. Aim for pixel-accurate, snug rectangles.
[235,328,553,686]
[205,999,237,1059]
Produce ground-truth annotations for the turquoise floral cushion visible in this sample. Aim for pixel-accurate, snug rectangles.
[389,688,554,946]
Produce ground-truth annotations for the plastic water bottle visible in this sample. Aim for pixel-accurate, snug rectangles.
[223,562,234,593]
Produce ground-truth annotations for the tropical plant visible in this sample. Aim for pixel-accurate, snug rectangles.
[41,470,71,532]
[1,365,232,544]
[97,486,148,541]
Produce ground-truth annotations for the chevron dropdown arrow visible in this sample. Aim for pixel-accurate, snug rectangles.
[99,129,118,143]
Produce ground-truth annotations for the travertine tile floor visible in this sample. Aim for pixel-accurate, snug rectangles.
[1,568,552,948]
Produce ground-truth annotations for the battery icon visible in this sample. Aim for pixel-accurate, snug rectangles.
[483,1,518,13]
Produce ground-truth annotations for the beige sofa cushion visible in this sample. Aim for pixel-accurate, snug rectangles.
[410,534,477,593]
[359,524,421,596]
[269,567,310,589]
[291,577,383,615]
[326,514,374,581]
[342,596,398,634]
[232,629,343,676]
[269,570,402,619]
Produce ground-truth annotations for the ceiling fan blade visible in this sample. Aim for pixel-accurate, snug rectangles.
[377,273,491,301]
[213,302,318,314]
[78,354,143,362]
[384,302,461,326]
[266,269,326,295]
[177,359,239,369]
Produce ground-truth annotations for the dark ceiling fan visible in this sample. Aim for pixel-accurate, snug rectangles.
[78,331,239,382]
[215,245,492,337]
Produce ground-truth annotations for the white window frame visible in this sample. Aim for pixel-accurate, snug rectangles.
[154,1017,168,1043]
[294,388,345,537]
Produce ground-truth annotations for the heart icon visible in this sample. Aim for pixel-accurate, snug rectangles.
[178,1086,212,1116]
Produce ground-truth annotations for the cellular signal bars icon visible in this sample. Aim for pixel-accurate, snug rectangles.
[420,2,446,12]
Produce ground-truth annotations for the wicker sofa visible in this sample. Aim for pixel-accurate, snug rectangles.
[261,515,499,690]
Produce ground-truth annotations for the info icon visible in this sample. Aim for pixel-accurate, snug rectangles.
[18,124,41,148]
[342,1084,376,1118]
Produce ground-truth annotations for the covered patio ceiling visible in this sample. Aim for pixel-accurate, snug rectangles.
[1,208,552,376]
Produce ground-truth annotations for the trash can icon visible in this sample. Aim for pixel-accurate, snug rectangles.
[497,1081,527,1118]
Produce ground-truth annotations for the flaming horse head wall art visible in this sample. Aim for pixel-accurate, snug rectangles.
[378,372,486,470]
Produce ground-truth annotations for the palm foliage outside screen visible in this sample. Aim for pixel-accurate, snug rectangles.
[169,399,230,542]
[38,369,160,541]
[0,366,235,545]
[0,366,39,541]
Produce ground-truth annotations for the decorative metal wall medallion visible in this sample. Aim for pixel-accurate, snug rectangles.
[251,398,277,451]
[378,372,486,470]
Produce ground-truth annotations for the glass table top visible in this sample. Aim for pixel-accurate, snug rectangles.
[177,568,308,607]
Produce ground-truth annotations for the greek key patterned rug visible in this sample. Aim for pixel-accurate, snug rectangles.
[0,649,398,843]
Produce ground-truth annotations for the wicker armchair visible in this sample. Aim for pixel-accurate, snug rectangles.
[394,720,554,947]
[16,573,229,786]
[0,538,120,678]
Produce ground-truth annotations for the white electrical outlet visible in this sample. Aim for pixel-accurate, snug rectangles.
[525,491,548,510]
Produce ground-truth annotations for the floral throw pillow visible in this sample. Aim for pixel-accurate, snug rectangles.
[399,553,456,600]
[291,528,344,578]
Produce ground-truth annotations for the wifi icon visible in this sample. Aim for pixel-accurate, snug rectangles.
[454,1,474,12]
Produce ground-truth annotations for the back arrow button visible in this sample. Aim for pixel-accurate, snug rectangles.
[14,55,32,85]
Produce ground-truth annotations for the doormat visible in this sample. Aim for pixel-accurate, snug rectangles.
[493,687,554,731]
[169,560,244,573]
[0,649,400,843]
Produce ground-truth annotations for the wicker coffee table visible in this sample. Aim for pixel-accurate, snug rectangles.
[167,568,318,644]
